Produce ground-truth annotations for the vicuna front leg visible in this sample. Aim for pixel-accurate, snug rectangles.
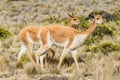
[57,48,69,70]
[72,50,79,70]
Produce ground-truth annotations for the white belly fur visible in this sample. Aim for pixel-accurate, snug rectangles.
[49,34,87,49]
[70,34,87,50]
[49,35,68,48]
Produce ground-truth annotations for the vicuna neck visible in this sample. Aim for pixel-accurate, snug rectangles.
[84,20,97,36]
[67,18,72,27]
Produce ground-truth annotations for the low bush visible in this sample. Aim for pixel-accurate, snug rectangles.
[86,42,120,54]
[0,27,12,40]
[85,24,115,45]
[87,10,120,22]
[41,16,61,24]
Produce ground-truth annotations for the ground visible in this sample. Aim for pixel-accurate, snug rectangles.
[0,0,120,80]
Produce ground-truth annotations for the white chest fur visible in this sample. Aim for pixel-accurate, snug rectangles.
[70,34,88,50]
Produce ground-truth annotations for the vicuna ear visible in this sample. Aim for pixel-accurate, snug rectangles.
[68,13,73,17]
[93,14,96,18]
[72,13,74,16]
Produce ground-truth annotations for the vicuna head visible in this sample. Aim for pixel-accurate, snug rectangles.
[94,14,103,24]
[68,13,79,25]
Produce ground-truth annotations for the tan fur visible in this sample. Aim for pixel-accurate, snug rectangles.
[46,25,80,45]
[37,15,103,70]
[18,26,41,66]
[67,13,79,27]
[18,14,79,69]
[19,26,40,44]
[18,15,102,71]
[85,15,103,35]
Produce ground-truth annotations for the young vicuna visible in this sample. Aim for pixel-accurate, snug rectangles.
[35,15,103,70]
[17,14,79,67]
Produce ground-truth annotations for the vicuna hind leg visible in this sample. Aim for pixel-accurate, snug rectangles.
[26,43,36,67]
[45,48,55,68]
[35,46,50,70]
[40,54,47,70]
[18,44,26,63]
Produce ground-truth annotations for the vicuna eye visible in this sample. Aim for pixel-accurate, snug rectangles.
[96,18,99,20]
[73,19,76,21]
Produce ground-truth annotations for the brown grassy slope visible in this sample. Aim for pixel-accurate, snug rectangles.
[0,0,120,80]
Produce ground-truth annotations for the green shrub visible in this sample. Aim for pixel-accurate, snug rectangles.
[87,10,120,22]
[72,17,89,31]
[93,24,115,36]
[100,42,120,54]
[20,54,29,63]
[41,16,61,24]
[0,27,12,40]
[16,61,23,68]
[19,53,36,64]
[113,12,120,21]
[85,24,115,45]
[86,45,99,53]
[16,54,36,68]
[86,42,120,54]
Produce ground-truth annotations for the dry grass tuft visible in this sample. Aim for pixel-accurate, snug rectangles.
[23,62,38,75]
[16,61,23,68]
[49,66,60,74]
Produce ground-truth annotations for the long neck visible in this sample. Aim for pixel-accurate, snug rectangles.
[84,20,97,35]
[67,18,72,27]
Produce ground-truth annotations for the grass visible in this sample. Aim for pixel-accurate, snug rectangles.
[41,16,62,24]
[7,0,28,3]
[49,66,60,74]
[86,42,120,54]
[73,16,89,31]
[0,3,120,79]
[0,27,12,40]
[11,12,120,79]
[85,24,115,45]
[23,62,38,75]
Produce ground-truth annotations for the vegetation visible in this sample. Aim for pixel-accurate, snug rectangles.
[24,62,38,75]
[85,24,115,44]
[73,16,89,31]
[0,0,120,79]
[17,53,36,64]
[7,0,28,3]
[41,16,62,24]
[86,42,120,54]
[18,11,119,75]
[87,10,120,22]
[0,27,12,40]
[113,11,120,21]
